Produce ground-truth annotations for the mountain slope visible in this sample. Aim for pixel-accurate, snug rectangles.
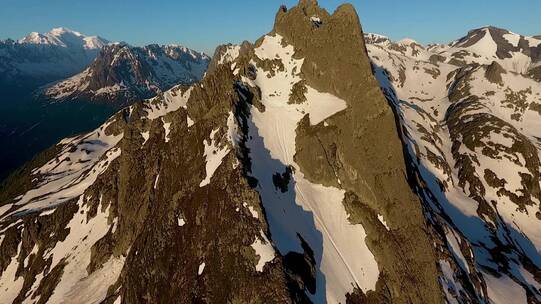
[0,1,442,303]
[43,43,210,105]
[0,28,108,86]
[367,27,541,304]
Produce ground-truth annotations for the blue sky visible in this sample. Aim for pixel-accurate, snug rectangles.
[1,0,540,55]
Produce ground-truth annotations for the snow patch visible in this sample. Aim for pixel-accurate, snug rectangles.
[198,262,205,275]
[251,232,275,272]
[154,174,160,189]
[199,129,230,187]
[178,216,186,227]
[162,119,172,142]
[0,243,24,303]
[377,214,390,230]
[44,196,122,304]
[141,131,150,145]
[503,32,520,47]
[145,86,192,120]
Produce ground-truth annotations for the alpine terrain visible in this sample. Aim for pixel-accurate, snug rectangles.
[0,1,539,304]
[366,26,541,303]
[43,43,210,105]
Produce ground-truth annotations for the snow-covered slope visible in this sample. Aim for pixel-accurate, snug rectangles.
[367,26,541,304]
[0,28,108,85]
[43,43,210,105]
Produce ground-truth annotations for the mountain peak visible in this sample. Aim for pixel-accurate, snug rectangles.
[49,27,82,37]
[397,38,419,45]
[17,27,108,49]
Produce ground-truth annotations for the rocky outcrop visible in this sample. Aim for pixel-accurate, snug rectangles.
[484,61,506,85]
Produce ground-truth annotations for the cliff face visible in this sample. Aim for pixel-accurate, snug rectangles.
[0,1,443,303]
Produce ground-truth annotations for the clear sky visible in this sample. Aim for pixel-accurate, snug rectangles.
[1,0,540,55]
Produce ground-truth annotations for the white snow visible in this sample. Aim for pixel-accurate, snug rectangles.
[198,262,205,275]
[113,295,122,304]
[154,174,160,189]
[145,86,192,120]
[23,245,38,268]
[0,204,12,218]
[398,38,418,45]
[463,28,498,57]
[141,131,150,145]
[526,36,541,48]
[439,260,465,304]
[377,214,390,231]
[483,272,527,304]
[199,129,230,187]
[503,32,520,47]
[251,232,275,271]
[178,216,186,227]
[0,243,24,304]
[60,256,125,304]
[244,202,259,219]
[45,196,122,304]
[162,119,172,142]
[227,111,241,148]
[310,16,321,23]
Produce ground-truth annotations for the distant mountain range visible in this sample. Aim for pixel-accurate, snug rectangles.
[0,27,108,86]
[43,43,210,105]
[366,26,541,79]
[1,27,210,105]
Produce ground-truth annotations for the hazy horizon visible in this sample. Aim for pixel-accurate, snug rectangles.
[1,0,540,55]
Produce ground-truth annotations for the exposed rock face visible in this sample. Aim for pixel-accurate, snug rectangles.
[484,61,506,85]
[44,43,210,106]
[0,1,446,303]
[367,23,541,304]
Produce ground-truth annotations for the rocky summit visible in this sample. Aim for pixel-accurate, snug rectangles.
[0,1,540,304]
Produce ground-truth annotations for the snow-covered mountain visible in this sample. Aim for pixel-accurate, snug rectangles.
[43,43,210,105]
[366,26,541,304]
[0,1,443,303]
[0,27,108,86]
[1,1,540,304]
